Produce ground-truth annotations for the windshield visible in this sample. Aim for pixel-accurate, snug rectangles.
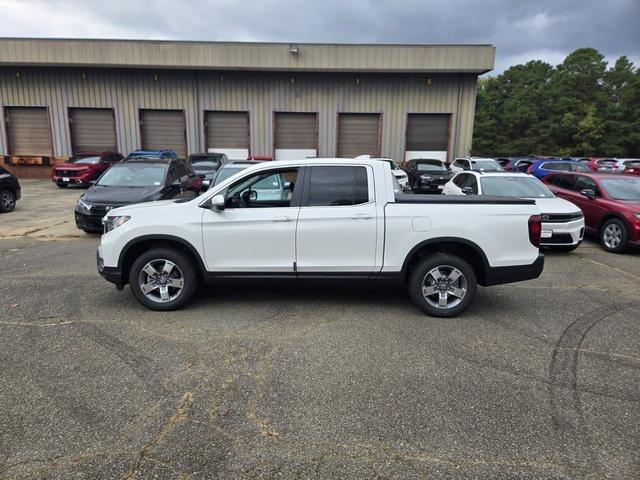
[471,159,503,171]
[70,156,100,165]
[600,178,640,200]
[417,162,447,172]
[214,166,248,186]
[190,157,219,171]
[97,164,166,187]
[481,176,554,198]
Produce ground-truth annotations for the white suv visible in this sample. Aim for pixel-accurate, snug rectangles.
[443,171,585,251]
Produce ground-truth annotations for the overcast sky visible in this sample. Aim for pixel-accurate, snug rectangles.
[1,0,638,74]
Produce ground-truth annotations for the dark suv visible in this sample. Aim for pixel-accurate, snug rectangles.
[75,158,201,232]
[0,166,21,213]
[402,159,452,193]
[187,153,228,190]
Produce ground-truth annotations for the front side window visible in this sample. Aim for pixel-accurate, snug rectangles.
[306,166,369,206]
[571,162,591,172]
[574,176,600,195]
[548,174,576,190]
[452,173,467,187]
[225,169,298,208]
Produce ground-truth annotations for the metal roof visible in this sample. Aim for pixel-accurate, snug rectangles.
[0,38,495,73]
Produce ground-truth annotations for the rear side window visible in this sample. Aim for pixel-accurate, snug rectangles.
[306,166,369,206]
[548,174,575,190]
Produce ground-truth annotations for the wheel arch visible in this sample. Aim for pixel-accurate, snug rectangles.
[598,213,630,234]
[118,235,207,285]
[401,237,490,285]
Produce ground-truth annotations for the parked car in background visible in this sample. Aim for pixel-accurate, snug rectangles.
[96,158,544,316]
[75,158,200,233]
[403,158,452,193]
[443,171,584,251]
[544,172,640,253]
[495,157,532,172]
[622,161,640,176]
[0,166,21,213]
[187,153,228,190]
[211,161,265,188]
[450,157,504,174]
[51,152,124,188]
[586,158,618,173]
[617,159,640,173]
[373,157,409,190]
[527,159,591,179]
[126,149,178,161]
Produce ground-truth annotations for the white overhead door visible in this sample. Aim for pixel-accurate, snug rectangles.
[70,108,117,153]
[405,114,450,162]
[5,107,52,156]
[140,109,187,158]
[205,111,249,160]
[337,113,381,158]
[274,112,317,160]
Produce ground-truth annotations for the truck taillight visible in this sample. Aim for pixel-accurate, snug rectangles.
[528,215,542,248]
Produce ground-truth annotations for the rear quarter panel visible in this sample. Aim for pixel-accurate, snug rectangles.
[382,202,541,271]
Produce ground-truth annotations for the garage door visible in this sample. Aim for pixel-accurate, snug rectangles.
[337,113,381,158]
[205,111,249,160]
[405,114,450,162]
[274,112,317,160]
[70,108,117,153]
[140,109,187,158]
[5,107,52,156]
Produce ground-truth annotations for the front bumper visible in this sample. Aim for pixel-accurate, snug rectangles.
[540,219,585,246]
[52,174,92,186]
[97,249,124,290]
[482,253,545,287]
[75,210,104,232]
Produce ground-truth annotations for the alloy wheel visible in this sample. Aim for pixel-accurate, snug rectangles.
[138,259,185,303]
[421,265,467,310]
[603,224,622,249]
[1,191,15,211]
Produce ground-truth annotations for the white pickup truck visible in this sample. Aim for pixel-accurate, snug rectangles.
[97,159,544,317]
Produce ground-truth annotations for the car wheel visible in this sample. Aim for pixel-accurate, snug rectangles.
[129,247,198,311]
[600,218,628,253]
[407,253,477,318]
[0,190,16,213]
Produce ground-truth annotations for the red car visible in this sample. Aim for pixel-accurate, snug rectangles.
[543,172,640,253]
[51,151,123,188]
[623,161,640,176]
[585,157,617,172]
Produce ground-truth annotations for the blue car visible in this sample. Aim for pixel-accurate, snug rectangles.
[125,149,178,161]
[527,158,591,179]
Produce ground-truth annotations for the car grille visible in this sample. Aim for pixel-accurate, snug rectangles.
[540,212,583,223]
[91,204,123,216]
[55,169,82,177]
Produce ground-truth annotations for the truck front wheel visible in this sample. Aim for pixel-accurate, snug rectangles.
[129,247,198,311]
[408,253,477,317]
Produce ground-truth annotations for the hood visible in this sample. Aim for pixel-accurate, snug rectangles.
[532,197,582,214]
[420,171,452,179]
[82,185,164,205]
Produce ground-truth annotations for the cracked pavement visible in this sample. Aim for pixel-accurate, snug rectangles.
[0,183,639,479]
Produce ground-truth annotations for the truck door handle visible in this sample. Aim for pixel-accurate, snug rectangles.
[271,216,294,222]
[351,214,372,220]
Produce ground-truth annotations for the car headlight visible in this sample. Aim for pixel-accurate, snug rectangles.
[76,198,92,212]
[634,213,640,220]
[420,175,433,182]
[103,215,131,233]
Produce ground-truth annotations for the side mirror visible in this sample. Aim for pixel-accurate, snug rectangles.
[241,190,258,203]
[580,188,596,200]
[461,186,474,195]
[211,194,225,210]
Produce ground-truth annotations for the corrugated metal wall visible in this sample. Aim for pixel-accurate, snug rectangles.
[0,67,479,163]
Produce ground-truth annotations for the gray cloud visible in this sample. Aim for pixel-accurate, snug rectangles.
[1,0,638,73]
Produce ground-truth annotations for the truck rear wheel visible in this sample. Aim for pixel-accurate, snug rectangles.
[129,247,198,311]
[408,253,477,318]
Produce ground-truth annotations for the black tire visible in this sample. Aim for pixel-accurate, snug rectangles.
[407,253,477,318]
[129,247,198,311]
[56,183,68,188]
[600,218,628,253]
[0,189,16,213]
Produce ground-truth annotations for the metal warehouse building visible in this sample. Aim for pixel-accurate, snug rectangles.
[0,38,494,176]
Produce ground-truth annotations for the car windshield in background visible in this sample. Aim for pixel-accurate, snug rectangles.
[70,156,101,165]
[416,162,447,172]
[97,164,166,187]
[471,160,503,171]
[190,158,218,171]
[600,178,640,200]
[214,167,247,185]
[481,176,554,198]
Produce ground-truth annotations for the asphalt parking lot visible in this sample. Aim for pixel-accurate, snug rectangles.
[0,181,639,479]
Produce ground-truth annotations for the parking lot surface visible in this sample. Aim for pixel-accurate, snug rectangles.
[0,182,639,479]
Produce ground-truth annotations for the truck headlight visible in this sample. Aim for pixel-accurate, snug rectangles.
[103,215,131,233]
